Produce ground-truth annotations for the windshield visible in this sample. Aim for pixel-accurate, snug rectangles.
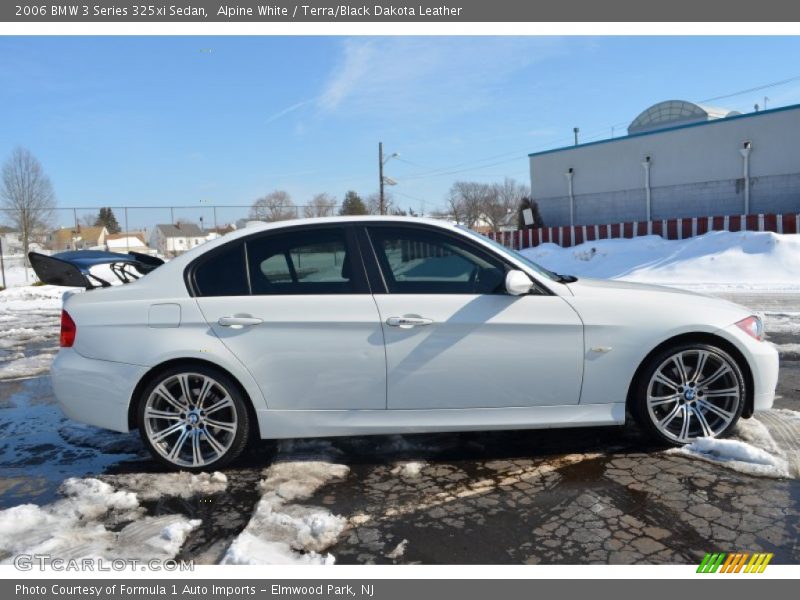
[456,225,561,282]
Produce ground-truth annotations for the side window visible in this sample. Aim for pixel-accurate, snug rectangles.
[367,227,507,294]
[193,242,249,297]
[246,228,356,295]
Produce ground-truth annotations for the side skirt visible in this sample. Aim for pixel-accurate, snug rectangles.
[256,403,626,440]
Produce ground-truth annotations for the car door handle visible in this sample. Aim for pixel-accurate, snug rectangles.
[218,315,263,328]
[386,316,433,329]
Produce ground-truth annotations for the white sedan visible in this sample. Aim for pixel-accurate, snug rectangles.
[31,217,779,471]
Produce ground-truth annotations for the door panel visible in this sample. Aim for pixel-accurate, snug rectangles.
[196,295,386,410]
[191,225,385,411]
[374,294,584,409]
[362,224,584,410]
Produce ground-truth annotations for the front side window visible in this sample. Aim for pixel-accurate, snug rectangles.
[246,228,355,295]
[367,226,507,294]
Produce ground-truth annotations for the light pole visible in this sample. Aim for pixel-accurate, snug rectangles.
[378,142,399,215]
[740,142,752,215]
[642,156,652,222]
[565,168,575,227]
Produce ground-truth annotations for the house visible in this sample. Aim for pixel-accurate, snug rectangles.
[150,223,208,256]
[0,227,23,254]
[48,226,108,252]
[105,232,151,254]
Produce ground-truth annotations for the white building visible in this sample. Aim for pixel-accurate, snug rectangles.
[530,101,800,227]
[106,232,151,254]
[150,223,208,257]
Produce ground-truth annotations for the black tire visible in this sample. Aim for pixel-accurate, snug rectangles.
[631,342,745,446]
[137,364,251,471]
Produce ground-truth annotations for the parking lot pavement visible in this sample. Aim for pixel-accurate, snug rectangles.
[0,293,798,565]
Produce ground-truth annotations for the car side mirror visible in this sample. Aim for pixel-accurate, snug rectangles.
[505,270,534,296]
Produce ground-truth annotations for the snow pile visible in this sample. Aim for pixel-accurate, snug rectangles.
[669,418,793,479]
[103,471,228,501]
[521,231,800,292]
[0,477,200,562]
[222,459,349,565]
[386,539,408,560]
[391,461,426,478]
[764,313,800,335]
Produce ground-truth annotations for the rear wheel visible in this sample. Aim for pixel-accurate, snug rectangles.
[632,343,745,445]
[137,365,250,471]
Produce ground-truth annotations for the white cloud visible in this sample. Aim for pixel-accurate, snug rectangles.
[316,37,566,120]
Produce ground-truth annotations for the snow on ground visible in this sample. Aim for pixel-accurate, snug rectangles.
[391,461,426,478]
[0,477,200,562]
[103,471,228,501]
[669,416,796,479]
[521,231,800,292]
[386,539,408,560]
[765,313,800,335]
[222,443,350,565]
[0,285,64,381]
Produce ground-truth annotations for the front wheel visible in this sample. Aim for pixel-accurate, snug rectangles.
[632,343,745,445]
[137,365,250,471]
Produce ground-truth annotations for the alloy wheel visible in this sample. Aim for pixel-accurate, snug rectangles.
[646,348,742,443]
[143,372,238,468]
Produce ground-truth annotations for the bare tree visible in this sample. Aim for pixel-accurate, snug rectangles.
[250,190,296,222]
[446,181,489,229]
[366,191,395,215]
[80,213,97,228]
[481,177,530,232]
[1,147,56,264]
[303,193,337,218]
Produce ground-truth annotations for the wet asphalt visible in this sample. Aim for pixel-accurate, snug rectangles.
[0,292,798,564]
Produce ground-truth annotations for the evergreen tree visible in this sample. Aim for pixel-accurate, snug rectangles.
[338,191,368,216]
[95,207,121,234]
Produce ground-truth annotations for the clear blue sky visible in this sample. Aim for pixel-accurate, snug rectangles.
[2,36,800,230]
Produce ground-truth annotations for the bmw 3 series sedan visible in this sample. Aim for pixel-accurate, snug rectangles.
[30,217,779,471]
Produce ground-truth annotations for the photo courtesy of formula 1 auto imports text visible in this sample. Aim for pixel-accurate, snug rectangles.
[0,1,799,598]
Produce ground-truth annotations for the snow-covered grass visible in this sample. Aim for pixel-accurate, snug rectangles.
[521,230,800,292]
[222,452,349,565]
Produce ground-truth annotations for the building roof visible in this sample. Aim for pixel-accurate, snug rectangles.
[51,226,106,246]
[628,100,740,134]
[107,232,146,245]
[155,223,204,237]
[528,102,800,158]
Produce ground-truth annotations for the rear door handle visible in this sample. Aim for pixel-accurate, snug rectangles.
[218,315,263,328]
[386,316,433,329]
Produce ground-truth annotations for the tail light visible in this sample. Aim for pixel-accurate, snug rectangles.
[60,310,76,347]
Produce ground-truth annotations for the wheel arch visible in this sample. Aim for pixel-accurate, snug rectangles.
[626,332,755,419]
[127,357,260,435]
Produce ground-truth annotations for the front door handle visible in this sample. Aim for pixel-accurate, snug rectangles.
[386,316,433,329]
[218,315,263,328]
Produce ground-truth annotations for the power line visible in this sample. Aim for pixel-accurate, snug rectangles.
[393,74,800,182]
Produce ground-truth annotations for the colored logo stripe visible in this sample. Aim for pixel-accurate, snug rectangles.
[697,552,773,573]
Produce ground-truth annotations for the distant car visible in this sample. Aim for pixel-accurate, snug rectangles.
[31,217,778,471]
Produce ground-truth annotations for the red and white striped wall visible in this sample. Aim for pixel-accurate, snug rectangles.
[487,213,800,250]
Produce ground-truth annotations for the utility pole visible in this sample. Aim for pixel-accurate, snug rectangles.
[378,142,385,215]
[0,237,5,290]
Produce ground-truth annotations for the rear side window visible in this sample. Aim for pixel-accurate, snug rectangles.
[193,242,249,297]
[246,228,356,295]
